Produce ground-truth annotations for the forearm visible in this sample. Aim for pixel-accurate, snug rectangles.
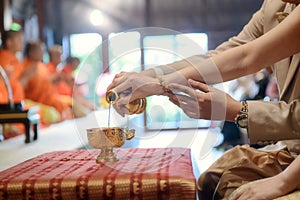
[280,156,300,192]
[168,5,300,85]
[140,55,209,78]
[164,53,246,84]
[19,76,30,87]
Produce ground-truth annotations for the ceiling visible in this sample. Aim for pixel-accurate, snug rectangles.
[11,0,262,48]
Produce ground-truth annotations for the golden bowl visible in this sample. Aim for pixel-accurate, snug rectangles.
[87,127,135,162]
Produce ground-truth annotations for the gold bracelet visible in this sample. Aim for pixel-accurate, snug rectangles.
[157,76,171,93]
[234,101,248,128]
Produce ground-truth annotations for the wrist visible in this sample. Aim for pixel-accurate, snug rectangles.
[141,69,156,78]
[277,172,297,195]
[227,100,242,121]
[156,76,171,95]
[234,101,249,128]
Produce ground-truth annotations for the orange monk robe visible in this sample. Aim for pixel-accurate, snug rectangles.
[55,64,75,96]
[55,81,73,96]
[23,58,70,115]
[0,49,24,104]
[61,64,75,77]
[45,62,57,75]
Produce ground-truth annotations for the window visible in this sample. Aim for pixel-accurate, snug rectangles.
[143,33,209,130]
[109,32,141,74]
[69,33,103,104]
[69,31,210,130]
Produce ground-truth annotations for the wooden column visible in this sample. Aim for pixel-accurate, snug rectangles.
[35,0,45,42]
[0,0,12,37]
[0,0,4,36]
[102,34,109,73]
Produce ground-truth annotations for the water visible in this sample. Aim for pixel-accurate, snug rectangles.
[108,103,112,127]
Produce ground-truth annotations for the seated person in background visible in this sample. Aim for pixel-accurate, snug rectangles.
[25,42,92,119]
[55,56,79,96]
[45,44,72,96]
[0,30,35,106]
[62,56,80,77]
[57,56,95,118]
[44,44,93,117]
[23,41,71,123]
[0,30,36,136]
[46,44,62,76]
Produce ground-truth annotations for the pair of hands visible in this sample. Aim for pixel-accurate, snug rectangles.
[107,71,240,121]
[107,72,296,199]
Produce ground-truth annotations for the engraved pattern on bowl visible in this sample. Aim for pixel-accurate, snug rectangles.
[87,127,128,148]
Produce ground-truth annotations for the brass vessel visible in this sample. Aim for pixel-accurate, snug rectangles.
[106,90,146,114]
[87,127,135,162]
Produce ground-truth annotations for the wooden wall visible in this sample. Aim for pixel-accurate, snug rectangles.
[8,0,263,49]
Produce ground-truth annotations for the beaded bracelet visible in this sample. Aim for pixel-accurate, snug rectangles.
[157,76,171,93]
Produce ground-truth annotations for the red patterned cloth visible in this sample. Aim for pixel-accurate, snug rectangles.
[0,148,196,199]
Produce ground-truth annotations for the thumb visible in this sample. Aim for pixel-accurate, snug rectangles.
[188,79,210,93]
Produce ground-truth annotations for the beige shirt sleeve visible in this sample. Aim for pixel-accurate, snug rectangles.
[247,100,300,144]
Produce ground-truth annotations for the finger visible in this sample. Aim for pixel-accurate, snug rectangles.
[188,79,210,93]
[112,104,125,117]
[117,93,133,105]
[172,94,200,117]
[113,102,129,117]
[107,77,117,91]
[115,71,126,78]
[111,79,132,96]
[168,83,197,98]
[174,93,191,106]
[185,110,199,118]
[167,94,180,107]
[229,188,243,200]
[107,71,130,90]
[107,73,123,91]
[169,84,203,106]
[167,93,200,118]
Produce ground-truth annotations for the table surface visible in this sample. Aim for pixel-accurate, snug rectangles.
[0,148,197,200]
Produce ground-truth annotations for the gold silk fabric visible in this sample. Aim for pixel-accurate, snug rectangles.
[0,148,196,199]
[197,145,296,199]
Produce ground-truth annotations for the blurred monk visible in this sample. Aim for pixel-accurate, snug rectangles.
[58,56,95,117]
[62,56,79,77]
[0,30,35,105]
[0,30,37,136]
[23,41,72,122]
[46,44,62,76]
[46,45,72,96]
[54,56,78,96]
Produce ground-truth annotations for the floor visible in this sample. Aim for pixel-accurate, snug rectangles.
[0,110,224,175]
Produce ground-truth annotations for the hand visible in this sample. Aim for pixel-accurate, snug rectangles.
[107,72,163,116]
[229,174,291,200]
[3,65,14,78]
[167,79,241,120]
[19,65,38,86]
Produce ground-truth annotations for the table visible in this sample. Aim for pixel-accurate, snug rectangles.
[0,106,39,143]
[0,148,197,199]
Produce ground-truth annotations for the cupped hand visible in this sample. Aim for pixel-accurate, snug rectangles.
[3,65,14,78]
[20,65,38,86]
[107,71,163,116]
[166,79,240,120]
